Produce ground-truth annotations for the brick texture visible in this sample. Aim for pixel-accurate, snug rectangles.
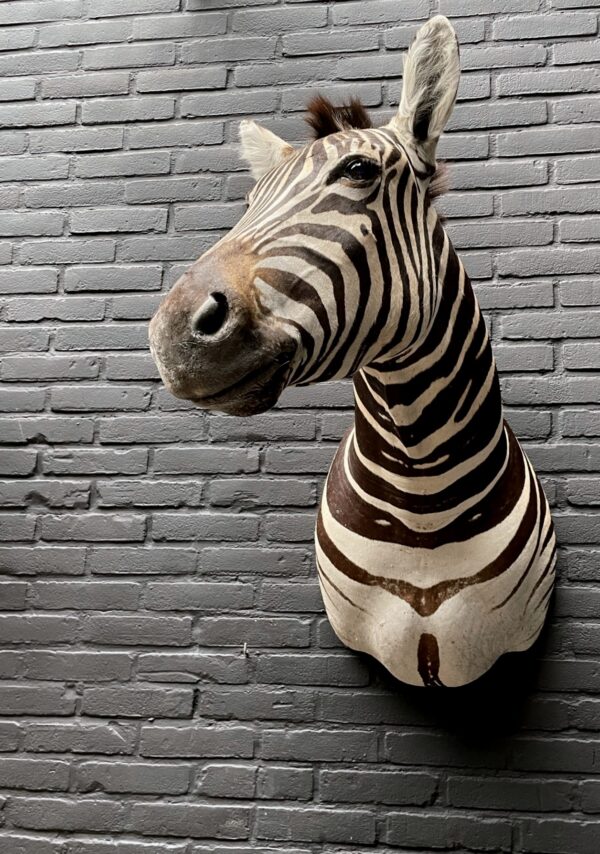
[0,2,599,852]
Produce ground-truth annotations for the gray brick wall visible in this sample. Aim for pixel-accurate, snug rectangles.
[0,0,599,851]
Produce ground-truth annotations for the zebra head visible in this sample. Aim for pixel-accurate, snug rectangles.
[149,15,460,415]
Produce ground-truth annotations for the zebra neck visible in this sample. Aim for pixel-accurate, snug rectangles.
[350,243,508,510]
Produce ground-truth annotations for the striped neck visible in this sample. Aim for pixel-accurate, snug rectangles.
[350,224,508,522]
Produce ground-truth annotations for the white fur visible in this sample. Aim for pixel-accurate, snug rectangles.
[391,15,460,167]
[239,120,294,180]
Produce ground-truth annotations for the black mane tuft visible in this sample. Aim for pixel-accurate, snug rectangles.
[305,94,373,139]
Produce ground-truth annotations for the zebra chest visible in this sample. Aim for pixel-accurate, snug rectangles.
[314,434,555,687]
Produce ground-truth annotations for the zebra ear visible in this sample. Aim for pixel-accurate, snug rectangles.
[239,120,294,181]
[392,15,460,170]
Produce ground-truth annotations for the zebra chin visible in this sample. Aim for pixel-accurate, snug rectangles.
[188,357,295,417]
[154,364,294,417]
[149,319,298,418]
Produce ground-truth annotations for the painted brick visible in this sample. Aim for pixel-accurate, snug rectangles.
[0,212,64,237]
[76,760,191,794]
[23,651,131,681]
[0,757,70,790]
[71,207,167,234]
[138,652,249,684]
[127,120,224,149]
[563,344,600,371]
[0,78,36,102]
[50,385,151,412]
[64,264,162,292]
[498,68,600,97]
[384,812,512,851]
[140,725,254,759]
[87,546,196,576]
[196,762,257,798]
[0,686,75,717]
[6,796,127,832]
[24,181,125,209]
[320,768,438,805]
[133,13,227,40]
[151,512,258,543]
[30,581,140,611]
[4,297,104,323]
[233,7,327,35]
[449,99,548,131]
[42,71,130,99]
[196,617,310,649]
[88,0,179,15]
[461,44,547,69]
[82,97,175,125]
[82,43,175,70]
[96,479,201,508]
[81,686,193,718]
[181,37,276,65]
[0,472,91,508]
[18,239,116,265]
[23,722,136,754]
[81,615,192,646]
[40,513,146,543]
[440,0,539,11]
[553,39,600,64]
[144,581,253,611]
[0,51,79,77]
[38,19,131,47]
[43,448,148,476]
[1,5,599,853]
[136,67,227,93]
[556,155,600,185]
[450,160,548,190]
[257,651,370,688]
[333,0,428,26]
[498,126,599,157]
[128,802,251,840]
[199,687,316,722]
[493,12,598,41]
[285,30,380,57]
[29,126,124,153]
[256,805,375,844]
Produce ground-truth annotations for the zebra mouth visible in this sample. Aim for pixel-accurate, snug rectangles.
[191,358,292,414]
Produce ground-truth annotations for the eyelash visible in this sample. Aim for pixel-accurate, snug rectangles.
[328,157,380,184]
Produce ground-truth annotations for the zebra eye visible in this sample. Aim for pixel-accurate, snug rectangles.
[340,157,380,183]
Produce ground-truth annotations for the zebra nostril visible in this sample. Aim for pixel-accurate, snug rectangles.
[191,292,229,337]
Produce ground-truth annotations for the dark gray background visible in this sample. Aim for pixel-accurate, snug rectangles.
[0,0,599,852]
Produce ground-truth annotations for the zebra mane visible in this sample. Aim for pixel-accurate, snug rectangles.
[305,94,448,202]
[428,160,448,199]
[305,94,372,138]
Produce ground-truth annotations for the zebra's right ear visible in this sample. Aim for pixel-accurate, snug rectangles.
[391,16,460,172]
[239,120,294,181]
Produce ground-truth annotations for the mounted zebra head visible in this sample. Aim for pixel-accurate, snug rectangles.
[149,16,460,415]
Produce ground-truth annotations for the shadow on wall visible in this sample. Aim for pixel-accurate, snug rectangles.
[369,600,556,742]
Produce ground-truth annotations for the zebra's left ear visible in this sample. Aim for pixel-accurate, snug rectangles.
[391,15,460,171]
[239,120,295,181]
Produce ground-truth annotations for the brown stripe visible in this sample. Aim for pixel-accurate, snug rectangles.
[491,465,542,612]
[417,633,444,687]
[317,449,538,618]
[317,551,370,615]
[328,425,526,550]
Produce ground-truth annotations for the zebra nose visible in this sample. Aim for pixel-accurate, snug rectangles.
[191,292,229,337]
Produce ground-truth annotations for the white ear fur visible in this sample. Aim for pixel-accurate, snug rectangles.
[239,120,294,180]
[393,15,460,169]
